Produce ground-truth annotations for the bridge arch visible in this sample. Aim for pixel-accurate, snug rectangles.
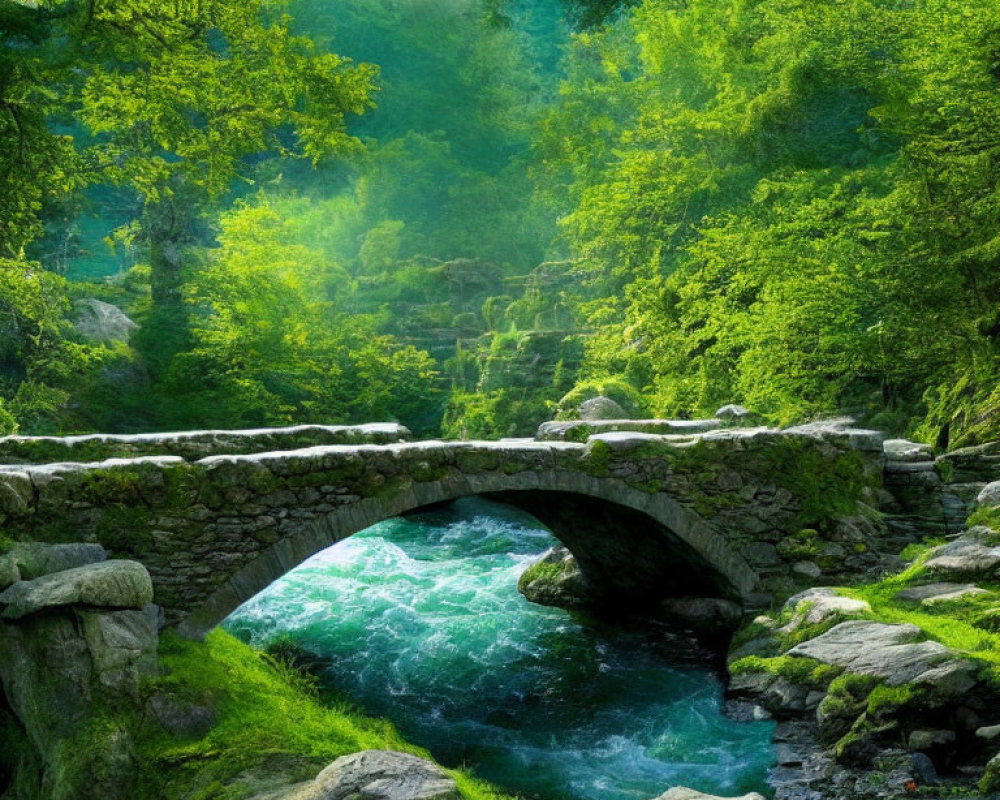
[177,469,757,638]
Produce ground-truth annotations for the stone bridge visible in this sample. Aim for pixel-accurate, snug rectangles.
[0,419,894,636]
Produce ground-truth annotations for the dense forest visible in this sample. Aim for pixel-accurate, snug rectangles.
[3,0,1000,448]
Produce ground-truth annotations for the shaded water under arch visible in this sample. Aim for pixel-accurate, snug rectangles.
[223,496,775,800]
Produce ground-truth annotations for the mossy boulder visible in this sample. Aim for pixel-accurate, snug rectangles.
[517,547,589,610]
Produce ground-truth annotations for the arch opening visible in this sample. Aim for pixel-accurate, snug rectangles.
[485,490,739,610]
[178,474,756,639]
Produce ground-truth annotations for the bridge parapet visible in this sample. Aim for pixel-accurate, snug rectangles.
[0,421,889,634]
[0,423,411,465]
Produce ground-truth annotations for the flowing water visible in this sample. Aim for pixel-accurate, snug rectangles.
[224,497,775,800]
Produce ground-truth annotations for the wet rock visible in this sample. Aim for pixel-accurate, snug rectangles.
[517,546,590,610]
[578,396,628,421]
[724,699,773,722]
[910,752,938,785]
[0,560,154,619]
[8,541,107,580]
[275,750,461,800]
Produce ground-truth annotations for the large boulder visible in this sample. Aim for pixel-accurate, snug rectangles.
[0,605,158,799]
[8,541,107,580]
[578,395,628,421]
[517,546,590,610]
[72,298,138,344]
[650,788,766,800]
[786,621,974,687]
[923,527,1000,581]
[273,750,461,800]
[0,560,153,620]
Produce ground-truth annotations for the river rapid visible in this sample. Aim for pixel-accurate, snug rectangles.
[224,497,775,800]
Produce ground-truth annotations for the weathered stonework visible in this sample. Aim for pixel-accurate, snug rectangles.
[0,423,411,465]
[0,420,890,637]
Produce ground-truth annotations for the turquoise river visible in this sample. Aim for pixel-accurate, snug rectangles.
[224,497,776,800]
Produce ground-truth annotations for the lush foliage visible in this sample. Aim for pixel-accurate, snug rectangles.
[540,0,1000,445]
[7,0,1000,444]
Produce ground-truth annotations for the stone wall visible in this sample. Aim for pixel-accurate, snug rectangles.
[883,439,1000,542]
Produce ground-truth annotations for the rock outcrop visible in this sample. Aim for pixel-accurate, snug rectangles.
[258,750,461,800]
[0,560,154,620]
[0,551,159,800]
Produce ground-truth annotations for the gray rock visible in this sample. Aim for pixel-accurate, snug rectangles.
[651,788,766,800]
[910,752,938,785]
[715,404,751,420]
[786,621,959,686]
[908,729,955,750]
[578,396,629,421]
[9,541,107,580]
[924,528,1000,580]
[793,561,822,579]
[279,750,461,800]
[978,480,1000,508]
[72,298,138,343]
[883,439,934,463]
[764,678,811,714]
[779,589,870,634]
[0,560,154,619]
[977,724,1000,742]
[0,553,19,590]
[0,605,157,799]
[896,582,990,606]
[743,542,781,567]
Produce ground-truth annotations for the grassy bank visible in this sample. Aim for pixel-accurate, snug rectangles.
[135,630,519,800]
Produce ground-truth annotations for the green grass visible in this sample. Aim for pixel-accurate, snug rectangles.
[729,654,843,687]
[836,542,1000,685]
[135,630,523,800]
